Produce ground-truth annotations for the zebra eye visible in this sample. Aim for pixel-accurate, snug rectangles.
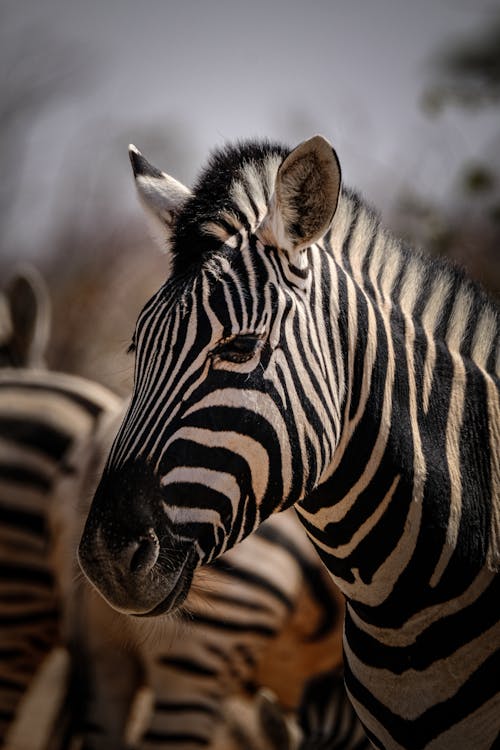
[211,334,264,364]
[127,338,136,354]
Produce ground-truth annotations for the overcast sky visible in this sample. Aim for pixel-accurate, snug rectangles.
[3,0,500,256]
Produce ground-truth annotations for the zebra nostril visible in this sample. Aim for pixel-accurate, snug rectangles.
[129,529,160,575]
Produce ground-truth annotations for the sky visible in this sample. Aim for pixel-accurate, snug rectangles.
[2,0,500,257]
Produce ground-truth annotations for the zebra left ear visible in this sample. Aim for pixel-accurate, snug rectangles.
[257,135,341,256]
[128,144,192,252]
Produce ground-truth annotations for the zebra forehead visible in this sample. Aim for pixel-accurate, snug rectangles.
[171,139,290,274]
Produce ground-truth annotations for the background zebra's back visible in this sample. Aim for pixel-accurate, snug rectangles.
[0,369,121,744]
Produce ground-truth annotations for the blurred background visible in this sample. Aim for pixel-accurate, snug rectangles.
[1,0,500,394]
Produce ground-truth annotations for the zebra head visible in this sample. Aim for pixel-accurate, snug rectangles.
[78,136,342,615]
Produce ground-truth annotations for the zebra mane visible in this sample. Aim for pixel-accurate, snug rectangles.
[333,188,500,377]
[170,139,289,274]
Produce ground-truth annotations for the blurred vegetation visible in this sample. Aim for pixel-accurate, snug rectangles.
[393,13,500,300]
[0,4,195,393]
[44,226,166,396]
[422,19,500,113]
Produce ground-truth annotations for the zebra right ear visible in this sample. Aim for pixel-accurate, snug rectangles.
[257,135,341,258]
[128,145,192,252]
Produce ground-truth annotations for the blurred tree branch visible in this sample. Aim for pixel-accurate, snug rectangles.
[422,16,500,113]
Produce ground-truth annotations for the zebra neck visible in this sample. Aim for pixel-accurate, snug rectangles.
[296,190,500,616]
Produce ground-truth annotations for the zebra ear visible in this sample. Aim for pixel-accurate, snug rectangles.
[258,135,341,256]
[128,144,192,252]
[1,265,51,368]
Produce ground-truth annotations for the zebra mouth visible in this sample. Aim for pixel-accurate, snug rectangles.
[134,551,196,617]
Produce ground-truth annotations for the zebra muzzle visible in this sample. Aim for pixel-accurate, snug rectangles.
[78,521,197,616]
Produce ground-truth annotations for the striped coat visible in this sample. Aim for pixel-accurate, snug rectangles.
[0,368,121,744]
[78,135,500,748]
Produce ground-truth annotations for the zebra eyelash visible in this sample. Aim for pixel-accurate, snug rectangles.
[127,341,136,354]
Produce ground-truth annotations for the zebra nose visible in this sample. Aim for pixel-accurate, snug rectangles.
[126,528,160,576]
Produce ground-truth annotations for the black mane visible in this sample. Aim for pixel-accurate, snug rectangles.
[171,139,289,274]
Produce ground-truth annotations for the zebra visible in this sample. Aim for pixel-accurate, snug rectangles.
[77,134,500,749]
[0,281,297,750]
[56,405,355,749]
[0,267,123,744]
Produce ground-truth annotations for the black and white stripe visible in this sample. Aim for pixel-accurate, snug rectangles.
[297,668,370,750]
[65,409,353,748]
[79,135,500,749]
[0,369,121,743]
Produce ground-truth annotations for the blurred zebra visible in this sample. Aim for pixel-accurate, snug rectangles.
[0,268,123,744]
[0,370,122,744]
[297,669,370,750]
[78,135,500,749]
